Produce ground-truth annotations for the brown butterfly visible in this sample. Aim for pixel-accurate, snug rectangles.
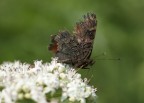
[48,13,97,69]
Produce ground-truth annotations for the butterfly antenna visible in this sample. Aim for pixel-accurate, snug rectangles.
[93,52,120,61]
[96,58,120,60]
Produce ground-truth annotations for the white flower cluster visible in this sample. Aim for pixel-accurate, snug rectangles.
[0,58,97,103]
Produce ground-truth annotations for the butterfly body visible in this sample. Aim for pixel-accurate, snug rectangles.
[49,13,97,68]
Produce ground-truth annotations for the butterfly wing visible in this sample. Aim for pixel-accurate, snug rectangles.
[49,31,79,65]
[48,13,97,68]
[74,13,97,43]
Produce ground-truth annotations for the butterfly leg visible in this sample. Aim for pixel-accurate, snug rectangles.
[74,59,95,69]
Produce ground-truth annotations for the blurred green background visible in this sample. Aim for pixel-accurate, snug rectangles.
[0,0,144,103]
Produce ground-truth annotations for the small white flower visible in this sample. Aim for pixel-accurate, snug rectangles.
[24,93,31,99]
[17,93,24,99]
[80,98,86,103]
[69,96,76,102]
[59,73,66,79]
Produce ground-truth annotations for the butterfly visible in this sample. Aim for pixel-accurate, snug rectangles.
[48,13,97,69]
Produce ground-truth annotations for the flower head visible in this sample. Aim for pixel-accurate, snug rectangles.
[0,58,97,103]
